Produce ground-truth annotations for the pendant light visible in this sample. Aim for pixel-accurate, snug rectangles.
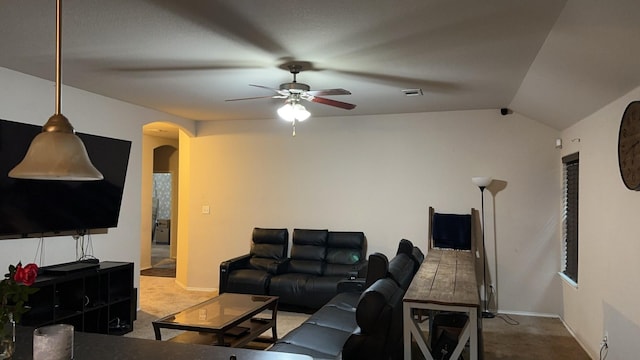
[9,0,103,181]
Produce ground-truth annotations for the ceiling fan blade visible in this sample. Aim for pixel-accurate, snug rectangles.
[249,84,286,94]
[109,61,265,73]
[306,88,352,96]
[330,69,459,92]
[225,95,282,102]
[308,96,356,110]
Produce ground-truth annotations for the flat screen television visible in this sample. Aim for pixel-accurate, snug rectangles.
[0,118,131,239]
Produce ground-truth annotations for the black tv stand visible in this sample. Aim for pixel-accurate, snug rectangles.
[24,261,135,335]
[41,260,100,275]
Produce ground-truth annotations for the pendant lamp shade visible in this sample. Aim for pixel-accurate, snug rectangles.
[9,115,103,180]
[8,0,102,181]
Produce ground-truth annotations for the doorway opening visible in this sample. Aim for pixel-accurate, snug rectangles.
[141,123,181,278]
[148,172,175,277]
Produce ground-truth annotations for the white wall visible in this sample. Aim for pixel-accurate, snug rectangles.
[0,67,194,291]
[182,109,563,315]
[560,86,640,359]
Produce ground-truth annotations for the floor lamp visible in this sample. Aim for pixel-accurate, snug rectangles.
[472,176,495,318]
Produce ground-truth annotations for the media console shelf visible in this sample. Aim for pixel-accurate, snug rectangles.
[22,261,135,336]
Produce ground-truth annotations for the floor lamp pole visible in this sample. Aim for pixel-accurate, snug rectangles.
[479,185,495,318]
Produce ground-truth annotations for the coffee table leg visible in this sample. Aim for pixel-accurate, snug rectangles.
[217,332,226,346]
[271,302,278,341]
[152,323,162,341]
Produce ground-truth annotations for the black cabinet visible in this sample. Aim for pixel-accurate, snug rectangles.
[22,261,135,335]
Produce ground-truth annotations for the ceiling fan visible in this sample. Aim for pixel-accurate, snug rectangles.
[226,64,356,110]
[226,64,355,135]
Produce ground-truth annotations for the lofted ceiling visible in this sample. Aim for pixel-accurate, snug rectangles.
[1,0,640,131]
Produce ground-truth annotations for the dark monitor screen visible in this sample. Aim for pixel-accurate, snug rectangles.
[0,119,131,238]
[432,213,472,250]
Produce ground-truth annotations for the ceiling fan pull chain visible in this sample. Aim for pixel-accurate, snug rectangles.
[292,119,296,137]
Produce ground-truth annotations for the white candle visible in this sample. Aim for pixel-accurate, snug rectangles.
[33,324,74,360]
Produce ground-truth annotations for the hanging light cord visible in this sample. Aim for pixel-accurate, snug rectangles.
[55,0,62,115]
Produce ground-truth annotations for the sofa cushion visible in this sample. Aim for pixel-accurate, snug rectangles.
[324,232,366,277]
[251,243,285,260]
[274,323,351,358]
[288,259,323,275]
[387,253,415,290]
[268,273,312,306]
[248,257,286,274]
[364,252,389,288]
[268,342,336,359]
[292,228,329,246]
[247,228,289,273]
[411,246,425,268]
[302,276,347,309]
[355,278,398,333]
[252,227,289,245]
[326,232,365,263]
[289,229,328,275]
[324,292,360,311]
[225,269,270,295]
[250,228,288,260]
[397,238,414,256]
[305,305,358,332]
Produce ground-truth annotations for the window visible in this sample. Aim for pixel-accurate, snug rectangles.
[562,153,579,283]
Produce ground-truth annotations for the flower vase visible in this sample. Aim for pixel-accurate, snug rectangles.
[0,313,15,359]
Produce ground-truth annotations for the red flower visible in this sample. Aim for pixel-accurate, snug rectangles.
[13,262,38,286]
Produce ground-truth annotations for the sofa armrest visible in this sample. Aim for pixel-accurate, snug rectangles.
[219,254,252,293]
[337,278,366,293]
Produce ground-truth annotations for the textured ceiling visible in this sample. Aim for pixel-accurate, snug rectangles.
[1,0,639,130]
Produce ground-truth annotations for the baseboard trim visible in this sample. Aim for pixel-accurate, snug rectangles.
[173,278,217,293]
[496,309,559,318]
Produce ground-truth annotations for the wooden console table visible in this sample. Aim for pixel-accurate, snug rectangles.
[403,249,480,360]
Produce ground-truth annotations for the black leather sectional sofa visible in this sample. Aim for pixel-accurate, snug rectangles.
[219,228,368,311]
[268,239,425,360]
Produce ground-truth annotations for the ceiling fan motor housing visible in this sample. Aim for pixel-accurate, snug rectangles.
[280,82,310,93]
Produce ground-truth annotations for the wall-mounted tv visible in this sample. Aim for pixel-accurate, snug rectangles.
[0,118,131,239]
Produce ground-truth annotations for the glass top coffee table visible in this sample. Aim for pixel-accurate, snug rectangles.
[152,293,279,348]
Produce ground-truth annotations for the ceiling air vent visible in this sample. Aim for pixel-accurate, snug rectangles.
[401,88,423,97]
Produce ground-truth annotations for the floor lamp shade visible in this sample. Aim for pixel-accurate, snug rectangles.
[472,176,493,188]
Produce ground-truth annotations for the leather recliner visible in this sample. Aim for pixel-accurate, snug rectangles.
[219,227,289,295]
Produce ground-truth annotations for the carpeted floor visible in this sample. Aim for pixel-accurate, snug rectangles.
[127,276,590,359]
[141,244,176,277]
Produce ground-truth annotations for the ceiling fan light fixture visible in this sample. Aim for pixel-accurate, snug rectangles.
[277,102,310,122]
